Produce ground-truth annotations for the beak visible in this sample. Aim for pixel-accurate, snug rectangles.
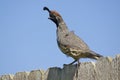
[48,17,53,20]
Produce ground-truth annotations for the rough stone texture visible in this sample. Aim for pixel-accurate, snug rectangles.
[0,54,120,80]
[61,65,77,80]
[45,67,62,80]
[13,72,29,80]
[111,55,120,80]
[74,62,96,80]
[0,74,13,80]
[28,70,43,80]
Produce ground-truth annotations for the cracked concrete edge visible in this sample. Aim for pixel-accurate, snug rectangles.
[0,54,120,80]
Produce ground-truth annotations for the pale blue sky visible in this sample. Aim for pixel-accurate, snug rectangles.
[0,0,120,75]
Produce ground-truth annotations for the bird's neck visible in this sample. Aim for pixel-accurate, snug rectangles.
[56,22,69,42]
[57,21,69,33]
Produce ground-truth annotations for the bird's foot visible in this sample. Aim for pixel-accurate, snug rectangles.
[63,60,80,67]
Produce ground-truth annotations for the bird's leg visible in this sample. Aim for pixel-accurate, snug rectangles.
[77,60,81,66]
[75,60,80,78]
[69,60,78,65]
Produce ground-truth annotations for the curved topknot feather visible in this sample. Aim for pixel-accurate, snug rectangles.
[43,7,51,13]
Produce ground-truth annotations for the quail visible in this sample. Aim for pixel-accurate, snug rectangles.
[43,7,103,65]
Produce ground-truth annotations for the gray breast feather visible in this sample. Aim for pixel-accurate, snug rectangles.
[58,31,89,51]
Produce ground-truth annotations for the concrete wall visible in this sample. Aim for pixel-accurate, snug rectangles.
[0,54,120,80]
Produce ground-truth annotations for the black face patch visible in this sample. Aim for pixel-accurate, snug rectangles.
[49,13,58,26]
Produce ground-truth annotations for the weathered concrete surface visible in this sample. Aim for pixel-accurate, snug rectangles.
[13,72,29,80]
[0,54,120,80]
[0,74,14,80]
[28,70,44,80]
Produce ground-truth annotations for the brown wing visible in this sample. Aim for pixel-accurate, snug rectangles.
[59,31,90,51]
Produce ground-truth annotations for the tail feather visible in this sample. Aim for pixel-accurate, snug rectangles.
[87,50,103,60]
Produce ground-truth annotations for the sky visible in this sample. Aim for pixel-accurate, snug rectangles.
[0,0,120,75]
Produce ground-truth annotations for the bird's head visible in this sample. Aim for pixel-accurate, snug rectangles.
[43,7,63,27]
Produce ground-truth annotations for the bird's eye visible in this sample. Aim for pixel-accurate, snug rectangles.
[50,14,56,18]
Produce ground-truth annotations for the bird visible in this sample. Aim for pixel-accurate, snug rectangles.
[43,7,103,65]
